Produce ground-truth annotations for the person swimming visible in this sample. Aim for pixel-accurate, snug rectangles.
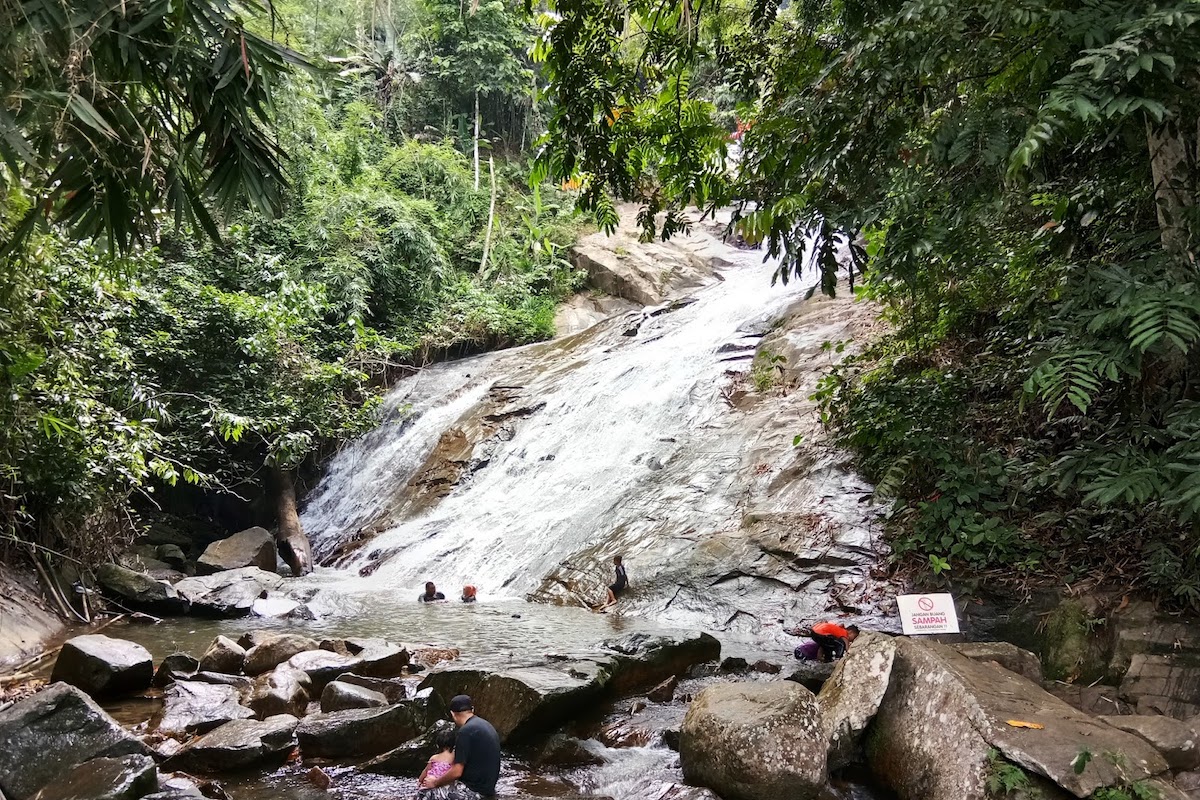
[419,581,446,602]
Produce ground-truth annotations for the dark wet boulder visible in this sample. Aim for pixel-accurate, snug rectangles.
[361,720,456,776]
[248,666,311,719]
[680,681,826,800]
[533,734,604,768]
[647,676,678,703]
[345,639,409,678]
[174,568,284,618]
[0,683,151,800]
[95,563,185,613]
[418,659,613,742]
[163,715,299,774]
[286,650,360,692]
[156,545,189,571]
[197,636,246,675]
[336,674,406,703]
[296,702,428,758]
[196,527,276,575]
[51,634,154,697]
[152,654,200,687]
[190,672,253,693]
[243,634,319,675]
[320,681,389,712]
[600,632,720,694]
[28,754,157,800]
[157,680,255,735]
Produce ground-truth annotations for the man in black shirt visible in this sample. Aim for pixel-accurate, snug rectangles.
[419,694,501,799]
[418,581,446,602]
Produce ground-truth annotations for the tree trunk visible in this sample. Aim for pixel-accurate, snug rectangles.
[473,91,481,191]
[272,467,313,577]
[479,156,497,276]
[1146,115,1196,256]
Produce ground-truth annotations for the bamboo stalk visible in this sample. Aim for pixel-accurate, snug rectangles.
[479,156,497,276]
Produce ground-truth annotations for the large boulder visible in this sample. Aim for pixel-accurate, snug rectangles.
[197,636,246,675]
[680,681,826,800]
[418,660,613,742]
[345,638,409,678]
[157,680,255,735]
[163,715,299,773]
[28,755,157,800]
[866,639,1169,800]
[248,665,311,719]
[152,654,199,687]
[174,568,284,618]
[569,226,717,306]
[599,632,721,694]
[286,650,361,692]
[243,634,319,675]
[1100,714,1200,771]
[196,527,276,574]
[50,634,154,697]
[296,703,428,758]
[320,681,389,712]
[95,563,185,613]
[819,632,898,769]
[0,683,151,800]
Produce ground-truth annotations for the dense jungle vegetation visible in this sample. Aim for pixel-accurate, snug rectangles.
[537,0,1200,605]
[6,0,1200,609]
[0,0,583,569]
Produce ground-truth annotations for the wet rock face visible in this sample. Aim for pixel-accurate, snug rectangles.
[50,634,154,697]
[600,632,722,694]
[163,715,299,773]
[1121,654,1200,719]
[418,660,614,742]
[335,674,407,703]
[286,650,361,693]
[28,754,157,800]
[680,681,826,800]
[157,680,255,735]
[0,683,151,800]
[152,654,200,687]
[196,527,277,575]
[362,719,456,776]
[174,568,285,617]
[950,641,1042,684]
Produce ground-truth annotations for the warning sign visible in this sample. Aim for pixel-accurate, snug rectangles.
[897,593,960,635]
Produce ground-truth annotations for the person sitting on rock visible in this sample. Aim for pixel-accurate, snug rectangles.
[461,585,477,603]
[417,726,458,797]
[600,555,629,609]
[807,621,859,662]
[419,582,446,602]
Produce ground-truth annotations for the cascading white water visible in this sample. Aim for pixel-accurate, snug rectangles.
[299,229,887,645]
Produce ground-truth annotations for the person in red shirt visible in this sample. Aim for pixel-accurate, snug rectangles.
[807,622,860,662]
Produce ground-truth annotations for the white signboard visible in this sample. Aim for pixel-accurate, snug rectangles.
[897,593,960,635]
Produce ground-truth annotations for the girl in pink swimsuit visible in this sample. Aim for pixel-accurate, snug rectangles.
[417,727,458,796]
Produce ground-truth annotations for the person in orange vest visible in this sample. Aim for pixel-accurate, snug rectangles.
[804,621,859,662]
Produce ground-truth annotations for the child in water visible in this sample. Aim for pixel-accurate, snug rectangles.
[417,727,457,797]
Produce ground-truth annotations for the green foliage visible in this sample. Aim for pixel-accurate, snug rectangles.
[985,750,1034,798]
[0,0,305,252]
[750,351,785,393]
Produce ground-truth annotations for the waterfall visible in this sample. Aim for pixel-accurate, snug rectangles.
[300,231,889,646]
